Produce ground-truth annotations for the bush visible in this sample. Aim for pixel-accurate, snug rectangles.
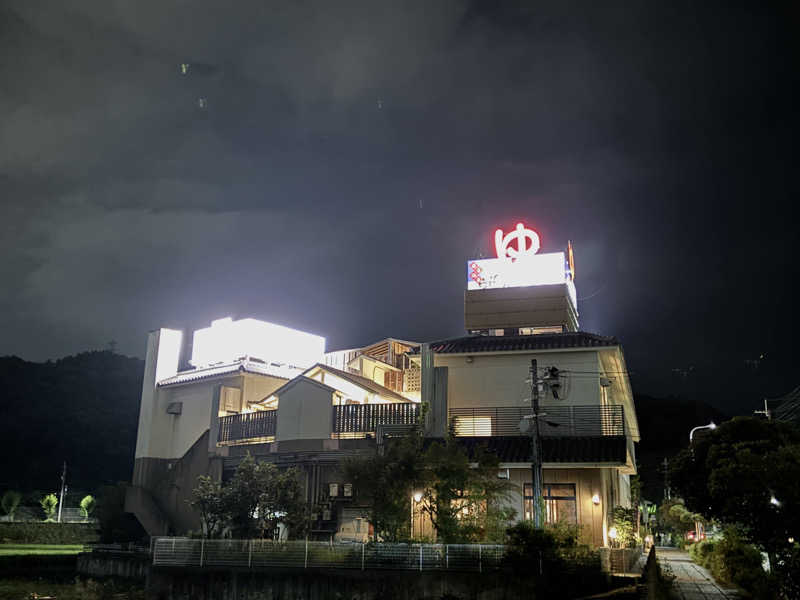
[0,522,98,544]
[1,491,22,521]
[688,540,716,568]
[709,531,766,593]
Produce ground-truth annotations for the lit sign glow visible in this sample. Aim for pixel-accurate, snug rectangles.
[191,317,325,369]
[467,252,568,290]
[495,223,541,259]
[467,222,576,305]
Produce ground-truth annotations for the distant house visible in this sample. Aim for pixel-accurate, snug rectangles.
[126,224,639,547]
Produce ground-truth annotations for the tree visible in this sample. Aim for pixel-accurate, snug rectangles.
[40,493,58,521]
[610,506,637,548]
[344,432,517,543]
[189,454,308,539]
[79,495,96,521]
[342,430,423,542]
[1,490,22,521]
[669,417,800,561]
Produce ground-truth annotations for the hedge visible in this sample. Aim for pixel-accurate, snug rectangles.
[0,522,99,544]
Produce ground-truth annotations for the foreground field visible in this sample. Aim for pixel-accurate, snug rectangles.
[0,578,144,600]
[0,544,84,556]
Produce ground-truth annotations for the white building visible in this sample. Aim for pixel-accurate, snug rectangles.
[126,223,639,546]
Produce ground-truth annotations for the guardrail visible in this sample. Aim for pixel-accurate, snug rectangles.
[218,410,277,444]
[449,405,625,437]
[152,538,503,572]
[332,403,419,438]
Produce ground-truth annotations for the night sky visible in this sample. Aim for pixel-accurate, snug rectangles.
[1,1,796,414]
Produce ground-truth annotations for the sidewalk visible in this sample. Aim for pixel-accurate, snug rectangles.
[656,547,739,599]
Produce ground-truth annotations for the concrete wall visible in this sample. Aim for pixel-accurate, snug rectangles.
[275,380,334,441]
[436,350,602,410]
[241,374,287,406]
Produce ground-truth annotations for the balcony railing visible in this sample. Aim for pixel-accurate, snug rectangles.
[332,403,419,438]
[218,410,277,444]
[449,405,625,437]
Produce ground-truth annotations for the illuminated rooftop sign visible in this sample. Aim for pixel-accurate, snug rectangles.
[467,223,576,303]
[191,317,325,369]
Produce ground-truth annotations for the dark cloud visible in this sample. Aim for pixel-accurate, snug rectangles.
[0,1,796,412]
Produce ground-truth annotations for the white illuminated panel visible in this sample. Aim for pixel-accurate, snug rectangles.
[467,252,568,290]
[191,317,325,369]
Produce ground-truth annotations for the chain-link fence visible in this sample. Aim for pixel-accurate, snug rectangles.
[152,538,505,572]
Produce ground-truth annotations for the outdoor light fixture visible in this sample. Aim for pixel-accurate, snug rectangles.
[608,527,618,540]
[770,495,781,507]
[689,421,717,443]
[413,491,423,503]
[789,537,795,544]
[592,494,601,505]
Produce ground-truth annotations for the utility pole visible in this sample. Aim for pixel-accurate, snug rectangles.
[529,359,543,528]
[662,457,670,500]
[57,462,67,523]
[754,398,771,420]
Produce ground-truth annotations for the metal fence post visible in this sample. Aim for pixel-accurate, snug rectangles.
[361,542,365,570]
[199,538,204,567]
[248,540,252,568]
[304,537,308,569]
[478,544,482,573]
[446,545,449,570]
[419,545,423,571]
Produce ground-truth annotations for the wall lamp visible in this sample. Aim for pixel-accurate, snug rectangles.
[592,494,601,505]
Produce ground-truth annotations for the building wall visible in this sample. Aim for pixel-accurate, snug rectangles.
[275,381,334,441]
[241,374,287,406]
[506,467,607,547]
[435,350,603,410]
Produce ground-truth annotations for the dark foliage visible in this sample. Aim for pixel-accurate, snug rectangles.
[96,483,147,543]
[0,522,98,544]
[0,351,144,491]
[633,394,728,501]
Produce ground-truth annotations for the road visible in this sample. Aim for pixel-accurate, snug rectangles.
[656,547,739,599]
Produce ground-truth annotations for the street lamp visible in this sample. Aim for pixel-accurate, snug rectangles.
[689,422,716,443]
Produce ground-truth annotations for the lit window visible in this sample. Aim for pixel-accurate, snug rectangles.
[329,483,339,497]
[523,483,577,524]
[343,483,353,497]
[453,416,492,436]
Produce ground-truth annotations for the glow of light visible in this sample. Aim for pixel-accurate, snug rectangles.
[191,317,325,369]
[467,252,568,291]
[710,422,717,429]
[413,491,423,503]
[608,527,617,540]
[592,494,601,505]
[770,496,781,507]
[494,223,541,259]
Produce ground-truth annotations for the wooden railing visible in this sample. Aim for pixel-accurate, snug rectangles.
[332,403,419,437]
[218,410,277,444]
[448,405,625,437]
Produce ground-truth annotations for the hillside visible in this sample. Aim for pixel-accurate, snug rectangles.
[0,352,144,493]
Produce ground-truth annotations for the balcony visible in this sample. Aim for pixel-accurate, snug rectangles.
[332,403,420,439]
[218,410,277,445]
[448,405,625,438]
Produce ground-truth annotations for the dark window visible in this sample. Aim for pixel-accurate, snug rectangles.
[523,483,578,524]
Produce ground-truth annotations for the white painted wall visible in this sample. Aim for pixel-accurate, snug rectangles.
[275,380,334,441]
[435,350,603,409]
[134,329,182,459]
[241,373,288,407]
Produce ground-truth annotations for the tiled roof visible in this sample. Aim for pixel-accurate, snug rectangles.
[157,360,296,387]
[409,332,618,355]
[452,436,627,464]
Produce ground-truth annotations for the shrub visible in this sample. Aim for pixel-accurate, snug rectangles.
[688,540,716,568]
[611,506,637,548]
[40,494,58,522]
[79,495,96,521]
[0,522,98,544]
[707,529,767,594]
[1,491,22,521]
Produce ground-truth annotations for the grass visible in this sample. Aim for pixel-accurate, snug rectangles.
[0,578,145,600]
[0,544,84,556]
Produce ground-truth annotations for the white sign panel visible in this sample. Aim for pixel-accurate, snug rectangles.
[467,252,568,290]
[191,317,325,369]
